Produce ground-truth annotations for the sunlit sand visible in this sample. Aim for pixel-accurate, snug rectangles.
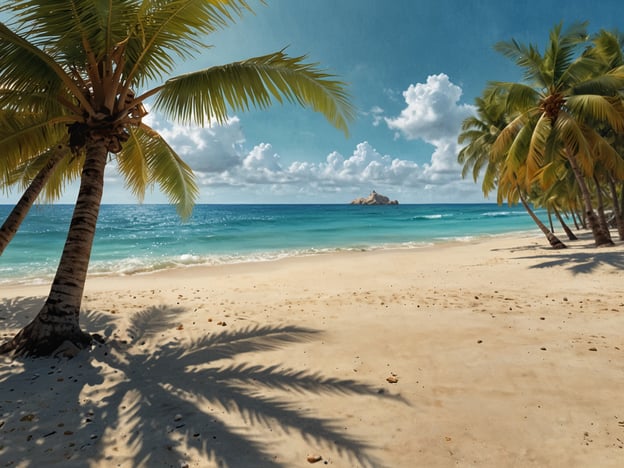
[1,232,623,467]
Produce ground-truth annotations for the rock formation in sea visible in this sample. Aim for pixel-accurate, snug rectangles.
[350,191,399,205]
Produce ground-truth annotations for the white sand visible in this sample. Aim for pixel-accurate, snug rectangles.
[1,231,623,467]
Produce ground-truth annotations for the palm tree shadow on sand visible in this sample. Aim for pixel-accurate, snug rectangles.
[1,302,402,467]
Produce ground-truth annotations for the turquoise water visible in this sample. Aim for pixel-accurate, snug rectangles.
[0,204,543,284]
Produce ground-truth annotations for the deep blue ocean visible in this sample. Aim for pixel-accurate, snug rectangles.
[0,204,544,284]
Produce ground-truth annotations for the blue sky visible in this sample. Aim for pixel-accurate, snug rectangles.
[2,0,624,204]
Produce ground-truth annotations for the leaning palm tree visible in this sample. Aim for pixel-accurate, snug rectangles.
[0,0,354,357]
[458,88,567,248]
[490,22,624,247]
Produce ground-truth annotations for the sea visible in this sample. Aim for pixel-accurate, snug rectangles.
[0,203,544,285]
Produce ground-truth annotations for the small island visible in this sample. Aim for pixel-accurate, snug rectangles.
[350,190,399,205]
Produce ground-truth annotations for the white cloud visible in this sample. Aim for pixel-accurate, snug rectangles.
[380,74,477,194]
[195,140,421,194]
[96,75,482,204]
[385,73,475,144]
[154,116,245,173]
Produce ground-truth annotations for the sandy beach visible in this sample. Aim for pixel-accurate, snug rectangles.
[1,231,623,467]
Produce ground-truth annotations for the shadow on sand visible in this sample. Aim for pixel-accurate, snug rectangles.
[1,298,400,467]
[490,231,623,275]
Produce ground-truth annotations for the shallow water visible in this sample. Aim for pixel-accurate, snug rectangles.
[0,203,544,283]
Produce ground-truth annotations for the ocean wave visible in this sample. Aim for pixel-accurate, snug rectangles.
[412,214,448,220]
[481,211,525,217]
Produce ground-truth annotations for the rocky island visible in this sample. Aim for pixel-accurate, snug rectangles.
[350,190,399,205]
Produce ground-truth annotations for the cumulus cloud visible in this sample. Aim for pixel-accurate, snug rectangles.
[196,140,421,194]
[382,73,477,193]
[155,117,245,173]
[100,75,480,203]
[384,73,475,144]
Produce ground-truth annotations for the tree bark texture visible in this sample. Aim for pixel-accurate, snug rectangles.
[592,175,612,243]
[565,150,613,247]
[553,207,578,241]
[607,175,624,241]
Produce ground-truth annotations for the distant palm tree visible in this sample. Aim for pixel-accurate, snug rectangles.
[0,0,354,356]
[458,89,567,248]
[490,22,624,247]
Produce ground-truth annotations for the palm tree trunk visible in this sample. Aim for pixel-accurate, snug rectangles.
[593,175,612,243]
[607,175,624,241]
[0,147,66,256]
[518,191,566,249]
[0,140,107,357]
[620,181,624,220]
[547,209,555,232]
[553,207,577,241]
[566,149,613,247]
[571,210,580,230]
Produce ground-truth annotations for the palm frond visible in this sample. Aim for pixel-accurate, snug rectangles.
[115,127,150,202]
[585,129,624,179]
[588,29,624,70]
[0,111,68,177]
[481,158,499,196]
[506,120,532,180]
[488,82,540,115]
[118,126,199,218]
[153,50,355,135]
[549,22,589,85]
[491,113,526,161]
[4,145,80,202]
[526,113,551,180]
[566,94,624,133]
[0,21,90,112]
[124,0,252,86]
[554,111,593,176]
[570,68,624,97]
[1,0,136,60]
[494,39,547,85]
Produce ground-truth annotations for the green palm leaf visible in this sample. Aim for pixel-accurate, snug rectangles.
[6,146,81,202]
[118,126,199,218]
[0,112,67,179]
[526,113,551,181]
[553,111,593,176]
[153,50,355,135]
[566,94,624,133]
[125,0,252,85]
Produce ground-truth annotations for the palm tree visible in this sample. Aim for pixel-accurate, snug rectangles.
[0,0,354,357]
[491,22,624,247]
[458,88,567,248]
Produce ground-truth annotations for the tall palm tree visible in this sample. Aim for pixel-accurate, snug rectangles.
[490,22,624,247]
[458,88,567,248]
[0,0,354,357]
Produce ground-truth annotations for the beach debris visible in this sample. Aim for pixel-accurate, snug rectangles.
[306,454,323,463]
[386,373,399,384]
[588,347,597,352]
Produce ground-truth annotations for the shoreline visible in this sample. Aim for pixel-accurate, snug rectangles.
[1,231,623,467]
[0,228,543,289]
